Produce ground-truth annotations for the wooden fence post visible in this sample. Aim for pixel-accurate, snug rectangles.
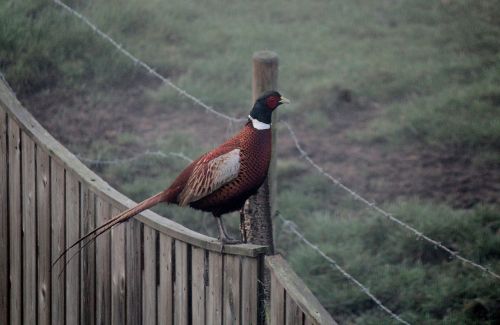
[241,50,279,324]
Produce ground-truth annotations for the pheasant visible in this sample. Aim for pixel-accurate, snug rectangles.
[55,90,289,266]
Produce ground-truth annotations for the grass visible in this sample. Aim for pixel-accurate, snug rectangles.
[2,0,500,323]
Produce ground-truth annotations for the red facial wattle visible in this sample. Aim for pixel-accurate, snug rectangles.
[266,96,279,109]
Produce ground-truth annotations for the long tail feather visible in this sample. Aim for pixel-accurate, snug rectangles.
[52,190,170,269]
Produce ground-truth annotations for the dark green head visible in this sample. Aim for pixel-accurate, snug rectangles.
[249,90,290,125]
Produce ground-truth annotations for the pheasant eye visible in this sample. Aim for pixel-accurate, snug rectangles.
[266,96,279,109]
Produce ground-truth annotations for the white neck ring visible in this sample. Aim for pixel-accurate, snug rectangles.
[248,115,271,130]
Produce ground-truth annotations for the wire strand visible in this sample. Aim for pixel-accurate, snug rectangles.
[282,121,500,281]
[278,214,411,325]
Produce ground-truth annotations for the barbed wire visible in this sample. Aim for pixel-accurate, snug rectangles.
[52,0,246,124]
[76,149,193,166]
[283,121,500,281]
[277,214,411,325]
[51,0,499,281]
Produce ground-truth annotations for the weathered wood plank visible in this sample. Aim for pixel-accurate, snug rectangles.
[22,133,36,324]
[80,185,96,325]
[51,160,66,325]
[37,148,51,325]
[66,172,80,324]
[158,234,173,325]
[96,197,111,325]
[207,251,223,325]
[126,218,142,325]
[241,257,258,325]
[223,254,241,325]
[8,119,21,325]
[191,247,206,325]
[0,110,9,325]
[111,207,126,325]
[270,273,285,325]
[304,315,315,325]
[266,255,337,325]
[143,225,158,325]
[175,241,189,325]
[286,294,302,325]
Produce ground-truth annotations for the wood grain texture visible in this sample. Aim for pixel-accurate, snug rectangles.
[21,133,36,325]
[80,185,96,325]
[191,247,206,325]
[36,148,51,325]
[266,255,337,325]
[285,294,302,325]
[158,234,173,325]
[143,225,158,325]
[0,110,9,325]
[111,207,126,325]
[8,119,21,325]
[241,257,258,325]
[270,273,285,325]
[66,172,80,324]
[96,197,111,325]
[207,251,223,325]
[126,219,142,325]
[223,254,241,325]
[175,241,189,325]
[51,160,66,325]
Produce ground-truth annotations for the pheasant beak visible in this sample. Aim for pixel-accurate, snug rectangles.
[279,96,290,105]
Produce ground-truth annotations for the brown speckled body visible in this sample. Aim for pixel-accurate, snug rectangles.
[165,121,271,216]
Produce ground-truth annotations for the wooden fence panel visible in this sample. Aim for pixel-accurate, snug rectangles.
[191,247,206,325]
[80,185,96,325]
[285,294,303,325]
[175,241,189,325]
[143,225,158,325]
[66,172,80,324]
[8,119,21,325]
[241,257,258,325]
[37,148,51,325]
[223,254,241,325]
[96,197,112,325]
[207,251,223,325]
[111,207,126,325]
[126,218,142,325]
[270,273,285,325]
[0,110,9,325]
[51,160,66,325]
[158,234,173,325]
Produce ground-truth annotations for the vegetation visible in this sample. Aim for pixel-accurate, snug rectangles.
[1,0,499,323]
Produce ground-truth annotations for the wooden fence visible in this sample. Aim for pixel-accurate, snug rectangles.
[0,79,335,324]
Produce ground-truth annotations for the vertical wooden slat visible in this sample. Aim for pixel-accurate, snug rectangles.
[285,294,302,325]
[111,207,126,325]
[158,234,173,325]
[66,173,80,325]
[223,255,241,325]
[51,160,65,325]
[126,218,142,325]
[8,119,21,325]
[22,133,36,324]
[270,273,285,325]
[304,316,315,325]
[80,186,95,325]
[191,247,206,325]
[174,241,189,325]
[143,225,157,325]
[0,111,9,325]
[37,148,51,325]
[241,257,258,325]
[207,251,223,325]
[96,197,111,325]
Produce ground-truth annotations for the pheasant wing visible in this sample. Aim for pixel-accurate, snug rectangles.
[178,148,240,206]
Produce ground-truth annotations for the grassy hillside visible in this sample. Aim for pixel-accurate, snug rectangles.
[1,0,499,323]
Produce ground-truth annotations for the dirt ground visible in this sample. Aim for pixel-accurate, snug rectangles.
[23,83,500,209]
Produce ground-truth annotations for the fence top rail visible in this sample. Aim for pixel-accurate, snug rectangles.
[0,80,266,257]
[266,254,338,325]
